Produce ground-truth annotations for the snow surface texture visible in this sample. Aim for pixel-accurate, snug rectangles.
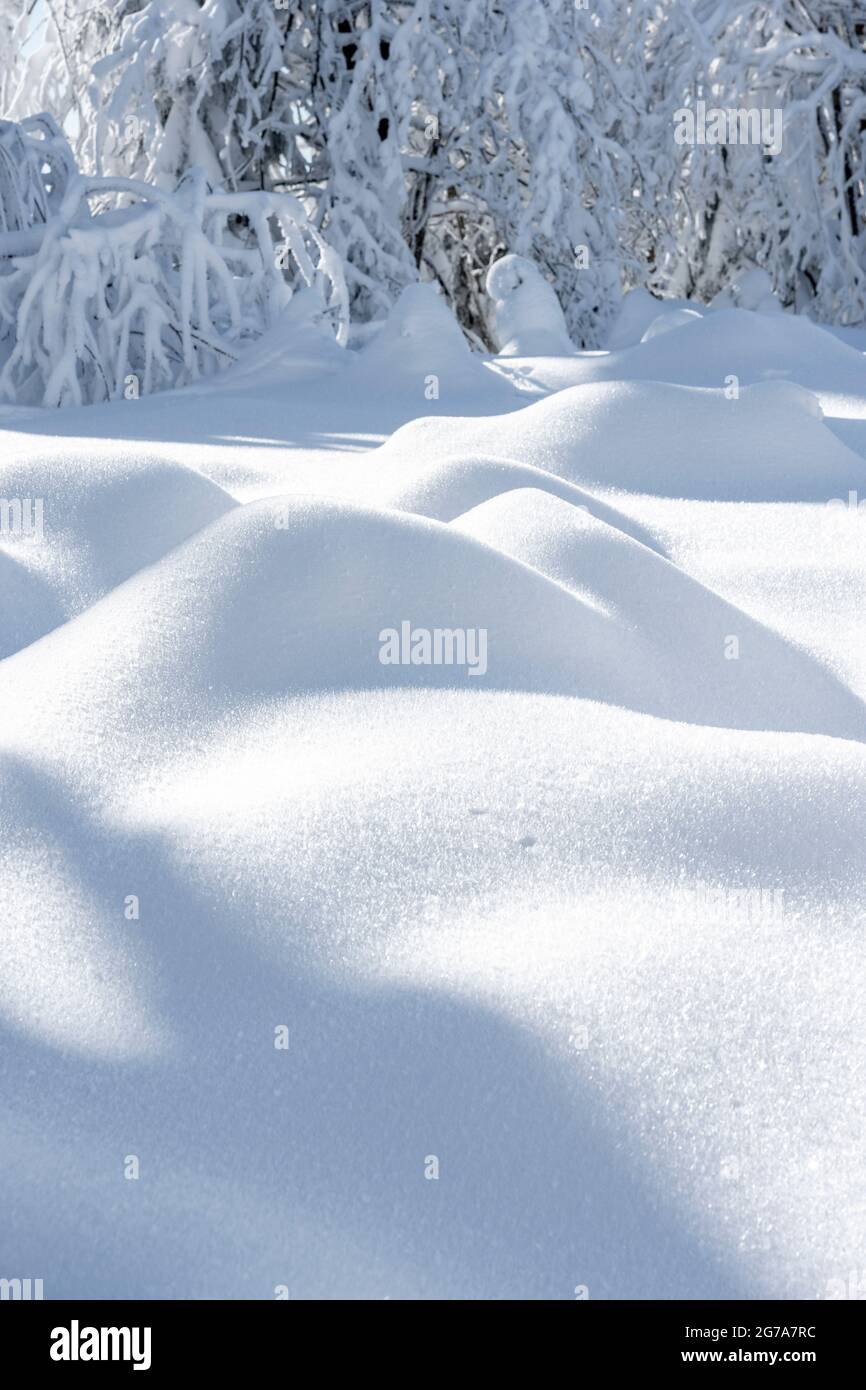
[1,289,865,1300]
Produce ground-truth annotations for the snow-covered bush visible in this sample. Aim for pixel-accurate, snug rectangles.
[88,0,296,194]
[0,132,347,408]
[486,255,574,356]
[652,0,866,325]
[709,267,782,314]
[455,0,653,347]
[5,0,866,342]
[0,113,75,235]
[4,0,655,347]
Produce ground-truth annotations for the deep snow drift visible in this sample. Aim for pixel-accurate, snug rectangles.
[1,291,864,1300]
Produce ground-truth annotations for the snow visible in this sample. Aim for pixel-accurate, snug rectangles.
[486,254,575,357]
[0,448,235,655]
[1,283,865,1301]
[376,376,866,503]
[485,300,866,401]
[349,284,519,409]
[709,267,783,315]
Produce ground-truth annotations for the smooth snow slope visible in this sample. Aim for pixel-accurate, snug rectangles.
[0,294,864,1301]
[0,450,236,656]
[377,378,866,501]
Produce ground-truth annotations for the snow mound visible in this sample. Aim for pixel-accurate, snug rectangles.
[640,307,703,341]
[350,283,516,407]
[378,378,866,500]
[451,488,866,738]
[489,303,866,398]
[0,449,236,655]
[585,307,866,394]
[371,451,662,548]
[0,497,641,729]
[486,254,575,356]
[710,268,782,315]
[605,288,703,349]
[2,492,862,751]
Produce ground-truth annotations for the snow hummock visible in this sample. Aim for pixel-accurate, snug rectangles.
[351,283,518,407]
[1,288,865,1301]
[376,377,866,501]
[0,449,235,656]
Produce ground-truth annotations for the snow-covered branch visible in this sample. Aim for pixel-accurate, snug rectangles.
[0,127,347,408]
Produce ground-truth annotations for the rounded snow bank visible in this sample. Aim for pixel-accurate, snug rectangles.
[0,497,639,713]
[449,486,866,739]
[710,268,782,314]
[486,254,574,356]
[640,307,703,341]
[606,289,703,349]
[0,449,236,657]
[377,377,866,500]
[596,307,866,395]
[372,451,662,549]
[608,278,779,354]
[2,492,864,746]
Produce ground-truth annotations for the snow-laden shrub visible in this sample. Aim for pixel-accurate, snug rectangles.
[486,255,575,357]
[650,1,866,326]
[0,132,347,409]
[4,0,655,348]
[0,113,75,235]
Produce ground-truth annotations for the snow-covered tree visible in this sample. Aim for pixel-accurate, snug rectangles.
[3,1,659,344]
[0,114,75,236]
[0,118,347,408]
[382,0,659,347]
[654,0,866,323]
[299,2,419,324]
[4,0,866,347]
